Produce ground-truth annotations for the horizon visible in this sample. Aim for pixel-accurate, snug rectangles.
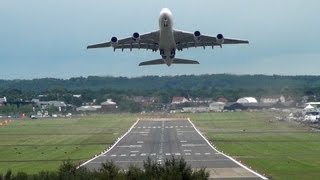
[1,0,319,79]
[1,73,320,81]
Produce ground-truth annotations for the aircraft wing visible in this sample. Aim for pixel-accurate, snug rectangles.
[173,30,249,50]
[87,31,160,51]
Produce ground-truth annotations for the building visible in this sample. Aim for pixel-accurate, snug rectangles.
[224,102,273,111]
[33,100,67,111]
[76,105,101,112]
[0,97,6,106]
[236,97,258,104]
[191,97,213,104]
[260,95,285,103]
[73,94,82,98]
[100,99,118,112]
[132,96,157,106]
[171,96,189,104]
[217,97,228,103]
[209,102,226,111]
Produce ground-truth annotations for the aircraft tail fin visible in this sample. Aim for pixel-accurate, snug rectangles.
[172,58,199,64]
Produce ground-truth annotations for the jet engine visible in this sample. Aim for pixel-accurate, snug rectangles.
[193,31,201,41]
[216,34,224,44]
[132,32,140,41]
[110,37,118,47]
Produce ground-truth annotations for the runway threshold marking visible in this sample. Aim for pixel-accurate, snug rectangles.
[118,145,142,148]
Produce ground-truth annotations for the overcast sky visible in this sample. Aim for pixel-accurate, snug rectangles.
[0,0,319,79]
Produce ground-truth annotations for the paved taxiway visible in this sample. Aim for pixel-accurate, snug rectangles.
[82,119,266,179]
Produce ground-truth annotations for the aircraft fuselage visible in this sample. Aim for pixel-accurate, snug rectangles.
[159,8,176,66]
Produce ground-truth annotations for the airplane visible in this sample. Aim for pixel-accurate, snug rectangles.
[87,8,249,66]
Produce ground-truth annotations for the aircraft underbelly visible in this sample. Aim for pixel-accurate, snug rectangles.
[159,28,175,50]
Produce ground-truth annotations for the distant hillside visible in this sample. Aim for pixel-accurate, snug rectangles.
[0,74,320,92]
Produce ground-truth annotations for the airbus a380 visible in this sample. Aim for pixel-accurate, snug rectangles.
[87,8,249,66]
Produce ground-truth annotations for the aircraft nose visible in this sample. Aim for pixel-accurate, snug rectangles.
[160,8,172,16]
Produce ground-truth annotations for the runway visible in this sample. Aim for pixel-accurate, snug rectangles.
[81,118,266,179]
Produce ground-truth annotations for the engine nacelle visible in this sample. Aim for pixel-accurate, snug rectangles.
[110,36,118,47]
[193,31,201,41]
[132,32,140,41]
[216,34,224,44]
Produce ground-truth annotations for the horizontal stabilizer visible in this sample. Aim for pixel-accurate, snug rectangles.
[172,58,199,64]
[139,59,165,66]
[139,58,199,66]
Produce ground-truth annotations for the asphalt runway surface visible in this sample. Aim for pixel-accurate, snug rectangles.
[82,119,266,179]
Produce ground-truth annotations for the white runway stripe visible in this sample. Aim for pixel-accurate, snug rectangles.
[181,144,206,147]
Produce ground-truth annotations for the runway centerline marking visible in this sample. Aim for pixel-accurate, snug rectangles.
[158,120,165,164]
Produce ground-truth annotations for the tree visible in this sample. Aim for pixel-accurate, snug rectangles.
[98,160,122,179]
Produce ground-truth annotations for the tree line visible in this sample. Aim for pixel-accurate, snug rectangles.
[0,157,209,180]
[1,74,320,111]
[2,74,320,93]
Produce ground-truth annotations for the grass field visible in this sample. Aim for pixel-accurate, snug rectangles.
[189,112,320,180]
[0,114,137,174]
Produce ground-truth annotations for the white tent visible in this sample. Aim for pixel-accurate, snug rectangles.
[304,104,315,110]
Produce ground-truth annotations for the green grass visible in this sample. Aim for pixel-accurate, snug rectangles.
[189,112,320,180]
[0,114,137,174]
